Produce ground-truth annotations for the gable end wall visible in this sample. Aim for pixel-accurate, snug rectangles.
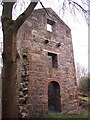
[17,8,78,118]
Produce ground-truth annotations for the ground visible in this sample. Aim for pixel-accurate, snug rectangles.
[46,96,89,118]
[46,113,88,118]
[0,96,90,120]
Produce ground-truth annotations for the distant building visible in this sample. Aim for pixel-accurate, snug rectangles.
[17,8,78,118]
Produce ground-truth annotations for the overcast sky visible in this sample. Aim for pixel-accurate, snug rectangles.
[0,0,88,71]
[36,0,88,70]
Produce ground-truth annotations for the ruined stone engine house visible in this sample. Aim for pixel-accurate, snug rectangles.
[17,8,78,118]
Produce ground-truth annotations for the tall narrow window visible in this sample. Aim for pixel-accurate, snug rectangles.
[48,52,58,68]
[47,19,55,32]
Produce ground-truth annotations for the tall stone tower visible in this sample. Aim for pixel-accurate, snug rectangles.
[17,8,78,118]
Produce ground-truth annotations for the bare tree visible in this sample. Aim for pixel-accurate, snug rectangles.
[76,63,88,81]
[58,0,89,23]
[0,0,89,118]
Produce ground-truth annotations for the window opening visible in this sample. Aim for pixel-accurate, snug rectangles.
[48,52,58,68]
[47,19,55,32]
[47,24,52,32]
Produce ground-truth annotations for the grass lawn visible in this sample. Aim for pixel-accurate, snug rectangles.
[46,113,89,119]
[45,96,90,119]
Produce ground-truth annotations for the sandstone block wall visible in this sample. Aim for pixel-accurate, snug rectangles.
[17,8,78,118]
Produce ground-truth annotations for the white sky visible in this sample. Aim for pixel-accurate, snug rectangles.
[0,0,88,71]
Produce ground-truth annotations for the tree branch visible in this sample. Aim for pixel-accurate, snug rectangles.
[14,2,38,32]
[69,1,87,13]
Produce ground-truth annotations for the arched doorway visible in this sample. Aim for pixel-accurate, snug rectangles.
[48,81,61,112]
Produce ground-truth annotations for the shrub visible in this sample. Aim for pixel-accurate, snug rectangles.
[78,76,90,96]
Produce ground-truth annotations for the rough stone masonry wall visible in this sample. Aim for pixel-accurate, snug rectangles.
[17,8,78,118]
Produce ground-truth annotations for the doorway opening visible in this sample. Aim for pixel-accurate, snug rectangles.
[48,81,61,112]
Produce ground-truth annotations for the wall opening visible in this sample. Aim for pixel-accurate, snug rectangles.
[47,19,55,32]
[48,52,58,68]
[47,24,52,32]
[48,81,61,112]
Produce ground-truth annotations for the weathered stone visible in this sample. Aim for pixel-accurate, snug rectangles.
[19,97,26,104]
[19,91,24,97]
[17,8,79,118]
[21,112,27,118]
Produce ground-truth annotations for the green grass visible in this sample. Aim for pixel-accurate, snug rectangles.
[45,96,90,119]
[46,113,89,118]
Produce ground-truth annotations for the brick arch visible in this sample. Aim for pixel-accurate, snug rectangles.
[48,81,61,112]
[46,79,60,87]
